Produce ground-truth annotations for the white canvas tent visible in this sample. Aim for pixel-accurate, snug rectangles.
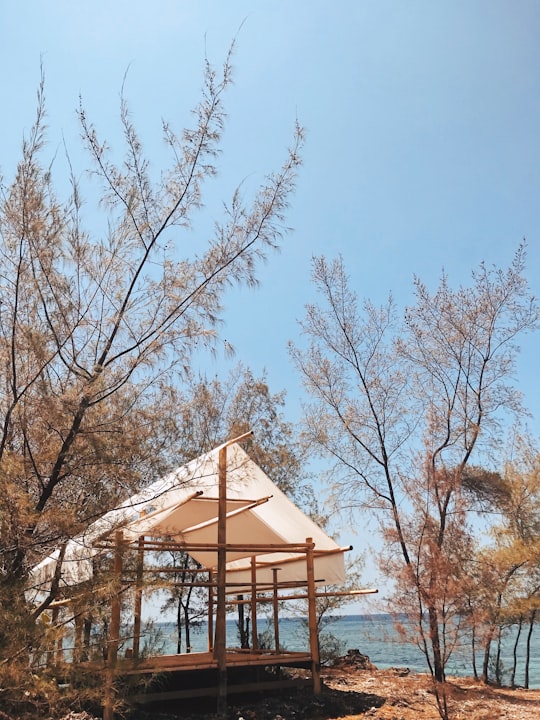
[28,437,364,717]
[29,438,347,600]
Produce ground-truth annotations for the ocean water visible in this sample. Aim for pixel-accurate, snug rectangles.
[149,614,540,689]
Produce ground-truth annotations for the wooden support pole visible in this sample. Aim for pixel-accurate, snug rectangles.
[221,587,379,607]
[74,613,83,664]
[208,570,214,651]
[49,605,62,666]
[306,537,321,695]
[215,446,227,717]
[104,531,123,720]
[132,536,144,660]
[250,555,258,651]
[272,568,280,653]
[113,539,314,553]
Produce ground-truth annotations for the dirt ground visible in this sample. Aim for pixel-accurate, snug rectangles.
[319,665,540,720]
[49,652,540,720]
[131,662,540,720]
[5,656,539,720]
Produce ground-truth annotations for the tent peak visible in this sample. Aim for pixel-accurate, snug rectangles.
[215,430,254,452]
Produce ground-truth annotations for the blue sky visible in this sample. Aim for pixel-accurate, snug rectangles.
[2,1,539,605]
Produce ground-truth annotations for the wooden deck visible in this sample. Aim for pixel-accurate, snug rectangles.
[117,648,313,675]
[96,648,315,706]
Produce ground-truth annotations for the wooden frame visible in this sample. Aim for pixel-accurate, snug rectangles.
[94,530,377,719]
[45,434,377,719]
[99,530,329,719]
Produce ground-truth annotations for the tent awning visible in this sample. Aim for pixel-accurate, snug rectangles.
[28,441,347,599]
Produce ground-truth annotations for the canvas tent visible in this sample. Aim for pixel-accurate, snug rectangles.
[29,436,347,601]
[27,436,367,718]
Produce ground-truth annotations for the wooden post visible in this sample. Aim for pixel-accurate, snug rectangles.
[306,537,321,695]
[132,536,144,660]
[250,555,258,651]
[215,446,227,717]
[51,605,62,665]
[104,531,123,720]
[74,613,83,664]
[272,567,280,653]
[207,570,214,652]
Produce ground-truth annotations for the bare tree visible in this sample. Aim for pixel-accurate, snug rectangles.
[290,248,538,700]
[171,364,311,502]
[471,436,540,686]
[0,50,302,630]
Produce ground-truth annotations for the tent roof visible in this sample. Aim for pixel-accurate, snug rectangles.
[28,440,347,598]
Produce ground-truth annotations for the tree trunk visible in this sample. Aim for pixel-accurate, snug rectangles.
[428,605,445,683]
[525,608,536,689]
[184,604,191,653]
[237,595,250,649]
[495,626,503,686]
[176,597,182,654]
[481,629,494,684]
[471,622,478,680]
[511,616,523,688]
[82,616,93,662]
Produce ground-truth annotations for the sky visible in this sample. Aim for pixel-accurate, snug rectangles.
[1,1,539,609]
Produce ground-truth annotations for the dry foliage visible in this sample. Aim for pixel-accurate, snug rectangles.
[290,249,539,692]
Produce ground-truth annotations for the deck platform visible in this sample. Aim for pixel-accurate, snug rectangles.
[118,648,313,674]
[95,648,315,706]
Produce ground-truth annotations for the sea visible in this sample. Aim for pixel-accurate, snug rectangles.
[149,614,540,690]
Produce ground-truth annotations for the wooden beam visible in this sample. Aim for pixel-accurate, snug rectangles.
[305,537,321,695]
[103,539,314,553]
[215,446,227,717]
[223,544,353,573]
[221,586,378,605]
[181,495,271,537]
[221,430,254,447]
[73,612,83,664]
[207,570,214,652]
[103,530,123,720]
[272,568,280,653]
[251,555,258,651]
[132,536,144,660]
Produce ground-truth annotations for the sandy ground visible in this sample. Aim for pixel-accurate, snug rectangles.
[319,665,540,720]
[49,661,540,720]
[128,664,540,720]
[3,657,539,719]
